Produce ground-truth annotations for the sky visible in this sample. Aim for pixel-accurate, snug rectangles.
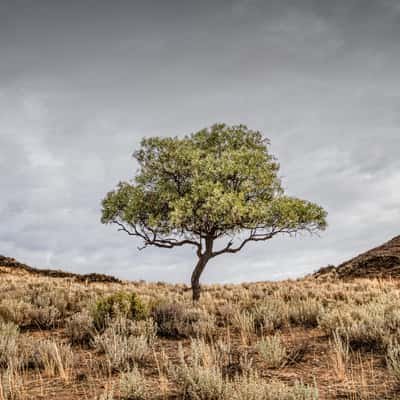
[1,0,399,284]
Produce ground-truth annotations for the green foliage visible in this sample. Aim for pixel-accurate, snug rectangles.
[102,124,326,238]
[102,123,326,239]
[93,292,147,331]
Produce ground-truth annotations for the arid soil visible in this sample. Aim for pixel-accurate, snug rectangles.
[1,249,400,399]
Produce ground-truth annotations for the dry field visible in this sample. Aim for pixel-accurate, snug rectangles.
[1,266,400,399]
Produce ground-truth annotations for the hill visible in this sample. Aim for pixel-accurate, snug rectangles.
[313,235,400,279]
[0,254,121,283]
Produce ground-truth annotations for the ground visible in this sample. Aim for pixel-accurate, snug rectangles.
[1,264,400,399]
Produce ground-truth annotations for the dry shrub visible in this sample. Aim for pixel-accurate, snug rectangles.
[129,319,157,346]
[151,302,215,339]
[96,388,115,400]
[287,298,323,328]
[1,327,73,378]
[175,339,317,400]
[257,335,287,368]
[0,324,36,372]
[0,322,19,369]
[4,269,400,399]
[233,310,255,345]
[65,310,95,346]
[98,316,156,345]
[253,300,289,334]
[0,300,35,328]
[93,325,150,372]
[0,368,24,400]
[386,340,400,382]
[0,284,88,329]
[216,302,236,325]
[119,366,147,400]
[214,340,254,379]
[329,330,350,381]
[35,340,74,381]
[0,322,39,372]
[150,301,188,337]
[29,290,67,319]
[30,306,61,329]
[0,299,61,329]
[175,341,226,400]
[319,296,400,351]
[227,373,319,400]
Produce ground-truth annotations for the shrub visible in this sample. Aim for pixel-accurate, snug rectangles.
[97,388,115,400]
[93,325,150,372]
[287,298,323,328]
[0,322,19,369]
[96,315,157,345]
[257,335,287,368]
[35,340,74,382]
[129,319,157,346]
[253,300,289,334]
[318,297,400,351]
[119,366,147,400]
[179,362,225,399]
[0,324,45,372]
[175,342,226,400]
[31,305,61,329]
[0,299,62,329]
[0,368,24,400]
[174,339,317,400]
[92,291,147,331]
[0,300,35,328]
[232,310,255,345]
[386,341,400,382]
[227,373,319,400]
[65,310,95,346]
[151,302,215,339]
[330,330,349,380]
[151,302,187,338]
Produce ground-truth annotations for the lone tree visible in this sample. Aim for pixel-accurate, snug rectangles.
[101,124,327,301]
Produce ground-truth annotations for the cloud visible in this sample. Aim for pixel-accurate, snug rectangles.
[0,0,399,283]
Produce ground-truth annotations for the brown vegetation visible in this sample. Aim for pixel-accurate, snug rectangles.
[1,255,400,399]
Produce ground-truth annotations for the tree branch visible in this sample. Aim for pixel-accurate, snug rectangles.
[111,220,201,252]
[210,225,316,257]
[211,231,275,257]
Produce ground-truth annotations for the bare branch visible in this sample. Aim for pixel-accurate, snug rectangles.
[210,225,319,258]
[111,219,201,251]
[211,231,275,257]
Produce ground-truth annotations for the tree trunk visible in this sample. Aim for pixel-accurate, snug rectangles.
[191,256,210,302]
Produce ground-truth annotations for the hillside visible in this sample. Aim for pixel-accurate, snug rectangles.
[0,255,121,283]
[313,235,400,279]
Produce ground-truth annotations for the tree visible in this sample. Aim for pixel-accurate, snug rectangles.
[101,124,327,301]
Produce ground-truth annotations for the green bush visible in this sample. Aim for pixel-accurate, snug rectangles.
[92,292,147,331]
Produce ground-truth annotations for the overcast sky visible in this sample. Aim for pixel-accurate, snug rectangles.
[1,0,399,283]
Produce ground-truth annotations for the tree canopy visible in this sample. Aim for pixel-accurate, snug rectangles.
[101,123,327,300]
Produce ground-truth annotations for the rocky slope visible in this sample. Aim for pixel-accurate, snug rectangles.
[313,235,400,279]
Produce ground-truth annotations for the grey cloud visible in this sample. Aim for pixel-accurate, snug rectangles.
[0,0,399,283]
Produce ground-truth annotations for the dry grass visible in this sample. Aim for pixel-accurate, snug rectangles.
[256,334,287,368]
[0,269,400,398]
